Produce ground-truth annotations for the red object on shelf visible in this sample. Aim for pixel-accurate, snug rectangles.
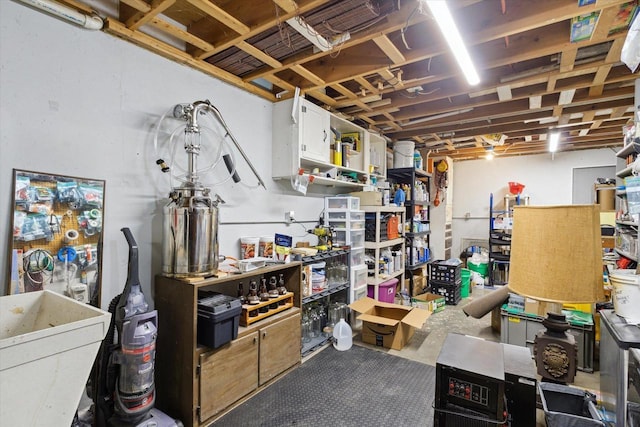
[508,182,525,195]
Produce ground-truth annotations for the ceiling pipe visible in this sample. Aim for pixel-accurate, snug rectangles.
[15,0,103,30]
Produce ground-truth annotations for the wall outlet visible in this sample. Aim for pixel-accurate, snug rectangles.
[285,211,295,223]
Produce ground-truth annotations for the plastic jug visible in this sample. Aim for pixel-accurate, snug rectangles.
[332,318,352,351]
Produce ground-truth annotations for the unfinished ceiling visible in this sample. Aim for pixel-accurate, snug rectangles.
[31,0,640,160]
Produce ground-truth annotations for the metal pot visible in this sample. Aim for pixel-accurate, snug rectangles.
[162,186,218,277]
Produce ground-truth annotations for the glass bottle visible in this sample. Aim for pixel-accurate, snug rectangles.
[309,306,321,339]
[259,278,270,313]
[237,282,246,305]
[277,273,287,305]
[247,281,259,317]
[267,277,279,309]
[301,313,311,343]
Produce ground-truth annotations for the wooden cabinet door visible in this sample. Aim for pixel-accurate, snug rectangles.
[259,313,301,385]
[199,331,259,422]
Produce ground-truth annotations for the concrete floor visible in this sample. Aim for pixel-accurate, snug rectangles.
[345,287,602,427]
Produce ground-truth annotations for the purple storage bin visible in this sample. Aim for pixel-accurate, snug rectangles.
[367,278,398,303]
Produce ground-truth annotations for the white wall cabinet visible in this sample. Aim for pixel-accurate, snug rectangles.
[272,97,372,190]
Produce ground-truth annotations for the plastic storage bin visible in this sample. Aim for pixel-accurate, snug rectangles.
[325,196,360,211]
[334,228,365,248]
[539,382,605,426]
[351,264,368,290]
[197,292,242,349]
[0,290,111,427]
[350,247,365,267]
[368,278,398,303]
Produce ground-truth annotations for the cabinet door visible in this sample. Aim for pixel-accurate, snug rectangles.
[299,100,330,163]
[259,313,301,385]
[199,331,259,422]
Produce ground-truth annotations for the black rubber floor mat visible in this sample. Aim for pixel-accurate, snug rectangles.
[212,344,436,426]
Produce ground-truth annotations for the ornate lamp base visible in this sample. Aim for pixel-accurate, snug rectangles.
[533,312,578,383]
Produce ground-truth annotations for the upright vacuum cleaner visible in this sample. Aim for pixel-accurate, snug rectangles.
[91,228,181,427]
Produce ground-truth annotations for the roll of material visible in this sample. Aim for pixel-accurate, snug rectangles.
[64,229,79,243]
[462,285,510,319]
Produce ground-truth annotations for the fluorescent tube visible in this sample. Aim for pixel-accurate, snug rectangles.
[549,132,559,152]
[425,1,480,86]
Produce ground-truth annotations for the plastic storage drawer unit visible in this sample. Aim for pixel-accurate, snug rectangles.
[197,292,242,349]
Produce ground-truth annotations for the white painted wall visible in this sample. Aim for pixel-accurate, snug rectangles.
[0,1,324,308]
[451,148,616,258]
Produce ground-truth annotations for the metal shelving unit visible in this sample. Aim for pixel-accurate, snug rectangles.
[299,249,350,357]
[488,193,529,287]
[615,139,640,262]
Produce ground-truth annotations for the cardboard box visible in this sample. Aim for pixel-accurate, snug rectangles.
[350,297,431,350]
[349,191,382,206]
[524,298,554,317]
[411,292,445,313]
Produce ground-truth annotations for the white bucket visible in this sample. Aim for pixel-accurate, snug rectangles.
[259,235,274,259]
[609,269,640,324]
[240,237,259,259]
[393,140,415,168]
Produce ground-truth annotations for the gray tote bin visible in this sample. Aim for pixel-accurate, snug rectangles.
[539,382,605,427]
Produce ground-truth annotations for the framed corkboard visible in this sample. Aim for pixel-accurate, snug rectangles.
[7,169,105,307]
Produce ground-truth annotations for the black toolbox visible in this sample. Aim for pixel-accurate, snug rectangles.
[197,291,242,349]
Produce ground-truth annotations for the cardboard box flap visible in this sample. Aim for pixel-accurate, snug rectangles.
[401,306,431,329]
[349,297,412,314]
[349,296,378,314]
[358,313,401,327]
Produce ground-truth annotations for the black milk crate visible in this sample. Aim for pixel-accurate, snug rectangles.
[365,213,389,242]
[430,280,462,305]
[429,260,462,284]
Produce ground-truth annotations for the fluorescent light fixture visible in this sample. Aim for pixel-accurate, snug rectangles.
[286,16,331,52]
[425,1,480,86]
[549,132,560,152]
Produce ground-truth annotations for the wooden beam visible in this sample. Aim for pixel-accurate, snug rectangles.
[148,17,214,52]
[373,35,406,65]
[120,0,151,12]
[125,0,174,30]
[589,64,613,96]
[291,64,326,86]
[185,0,250,35]
[237,41,282,69]
[103,18,275,101]
[590,4,620,41]
[606,37,625,63]
[273,0,298,13]
[560,48,578,73]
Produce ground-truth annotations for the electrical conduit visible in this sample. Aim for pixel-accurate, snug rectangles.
[16,0,103,30]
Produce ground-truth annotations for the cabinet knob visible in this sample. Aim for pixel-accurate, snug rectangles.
[253,336,257,344]
[323,130,327,142]
[263,331,267,339]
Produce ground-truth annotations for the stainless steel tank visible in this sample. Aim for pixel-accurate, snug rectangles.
[162,186,218,277]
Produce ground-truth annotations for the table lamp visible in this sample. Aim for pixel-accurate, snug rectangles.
[508,204,605,383]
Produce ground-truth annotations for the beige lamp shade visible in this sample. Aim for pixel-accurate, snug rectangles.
[508,204,605,303]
